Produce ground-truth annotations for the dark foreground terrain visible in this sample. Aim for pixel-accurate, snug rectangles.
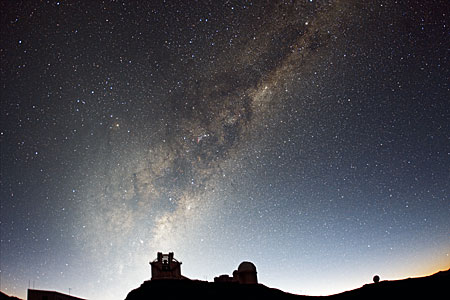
[125,269,449,300]
[0,291,21,300]
[1,269,448,300]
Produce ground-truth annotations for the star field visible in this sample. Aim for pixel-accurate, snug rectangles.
[1,1,449,299]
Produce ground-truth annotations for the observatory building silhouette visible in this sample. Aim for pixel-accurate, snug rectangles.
[148,252,257,284]
[214,261,258,284]
[150,252,183,280]
[28,289,86,300]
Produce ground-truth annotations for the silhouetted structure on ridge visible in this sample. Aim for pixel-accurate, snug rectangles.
[373,275,380,283]
[150,252,184,280]
[148,252,258,284]
[27,289,86,300]
[214,261,258,284]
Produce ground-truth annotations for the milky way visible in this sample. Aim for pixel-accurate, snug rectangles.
[77,0,358,257]
[2,1,449,299]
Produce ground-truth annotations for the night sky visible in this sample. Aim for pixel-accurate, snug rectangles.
[1,1,449,299]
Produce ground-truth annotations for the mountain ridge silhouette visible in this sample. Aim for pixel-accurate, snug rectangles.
[125,268,449,299]
[1,269,447,299]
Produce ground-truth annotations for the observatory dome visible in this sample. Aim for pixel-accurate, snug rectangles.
[238,261,257,273]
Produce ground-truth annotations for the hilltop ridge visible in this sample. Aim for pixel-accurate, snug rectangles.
[1,269,448,300]
[125,268,449,300]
